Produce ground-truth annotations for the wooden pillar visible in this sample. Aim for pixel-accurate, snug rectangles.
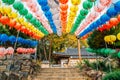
[77,39,82,61]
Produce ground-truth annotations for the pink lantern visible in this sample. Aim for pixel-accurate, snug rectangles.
[100,0,111,6]
[94,3,105,12]
[7,47,14,55]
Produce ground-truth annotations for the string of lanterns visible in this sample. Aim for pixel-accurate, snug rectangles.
[79,1,120,37]
[70,0,95,34]
[0,33,38,47]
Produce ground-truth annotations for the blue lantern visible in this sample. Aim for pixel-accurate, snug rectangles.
[41,5,50,12]
[0,34,8,43]
[114,1,120,12]
[9,35,16,44]
[106,6,118,18]
[100,14,110,23]
[38,0,48,6]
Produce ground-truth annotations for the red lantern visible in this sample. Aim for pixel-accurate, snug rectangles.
[109,18,119,26]
[60,4,68,11]
[59,0,68,4]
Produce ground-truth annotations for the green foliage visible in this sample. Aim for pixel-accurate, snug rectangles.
[103,71,120,80]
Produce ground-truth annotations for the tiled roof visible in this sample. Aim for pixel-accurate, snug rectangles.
[53,48,97,58]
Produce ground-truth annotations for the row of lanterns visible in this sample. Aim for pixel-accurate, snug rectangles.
[79,1,120,37]
[70,0,95,34]
[104,33,120,44]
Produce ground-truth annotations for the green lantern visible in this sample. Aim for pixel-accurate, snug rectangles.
[2,0,8,3]
[109,49,116,54]
[13,2,24,11]
[83,1,93,10]
[25,13,33,20]
[86,48,94,52]
[87,0,96,2]
[19,8,28,16]
[100,48,106,53]
[118,52,120,58]
[7,0,15,5]
[30,18,37,25]
[38,25,49,35]
[78,14,85,20]
[80,9,88,16]
[104,48,111,55]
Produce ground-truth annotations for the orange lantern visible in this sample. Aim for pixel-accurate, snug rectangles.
[14,23,22,30]
[8,19,16,27]
[109,18,119,26]
[106,22,112,29]
[0,16,10,25]
[60,4,68,11]
[117,14,120,22]
[59,0,68,4]
[60,11,67,15]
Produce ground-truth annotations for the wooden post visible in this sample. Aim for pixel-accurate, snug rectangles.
[77,39,82,61]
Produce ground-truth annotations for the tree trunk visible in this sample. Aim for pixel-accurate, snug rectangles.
[49,40,52,62]
[44,45,47,60]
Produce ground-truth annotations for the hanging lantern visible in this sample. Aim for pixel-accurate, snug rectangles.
[0,34,8,43]
[25,13,33,20]
[100,0,111,6]
[106,7,118,18]
[60,4,68,11]
[6,0,15,5]
[80,9,88,16]
[83,1,93,10]
[19,8,28,16]
[114,1,120,12]
[8,12,18,18]
[0,16,10,25]
[41,5,50,12]
[59,0,68,4]
[100,14,110,24]
[9,35,16,44]
[38,0,48,6]
[71,0,81,5]
[3,6,12,15]
[117,33,120,40]
[94,3,105,12]
[109,18,119,26]
[14,23,22,30]
[117,14,120,22]
[8,19,16,27]
[88,0,96,2]
[13,2,24,11]
[70,5,78,12]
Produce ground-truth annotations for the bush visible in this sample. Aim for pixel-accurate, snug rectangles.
[102,71,120,80]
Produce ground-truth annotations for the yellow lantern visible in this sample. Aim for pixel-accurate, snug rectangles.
[70,5,78,12]
[104,36,110,42]
[3,6,12,15]
[110,35,116,42]
[8,12,18,18]
[0,6,4,14]
[17,17,24,24]
[117,33,120,40]
[71,0,81,5]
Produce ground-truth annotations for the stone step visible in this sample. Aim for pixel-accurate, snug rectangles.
[39,68,80,73]
[35,76,87,80]
[38,73,83,77]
